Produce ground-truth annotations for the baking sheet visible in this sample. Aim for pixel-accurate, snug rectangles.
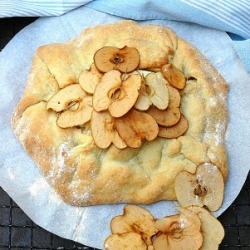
[0,6,250,250]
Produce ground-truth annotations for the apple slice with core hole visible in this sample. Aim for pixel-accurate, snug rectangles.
[153,206,203,250]
[135,72,169,111]
[174,163,225,211]
[110,204,158,246]
[57,96,93,128]
[104,232,147,250]
[47,84,86,112]
[93,70,141,117]
[94,46,140,73]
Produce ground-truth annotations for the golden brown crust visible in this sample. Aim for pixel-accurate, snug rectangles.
[11,20,228,206]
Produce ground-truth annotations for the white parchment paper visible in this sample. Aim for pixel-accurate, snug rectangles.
[1,6,250,249]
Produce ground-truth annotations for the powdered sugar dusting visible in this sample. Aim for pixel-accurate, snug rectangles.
[47,140,71,183]
[69,179,91,202]
[204,119,226,146]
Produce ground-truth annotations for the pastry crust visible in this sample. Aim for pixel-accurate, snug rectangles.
[11,20,228,206]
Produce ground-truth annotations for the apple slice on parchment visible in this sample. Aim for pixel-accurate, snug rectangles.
[153,206,203,250]
[174,163,225,211]
[187,206,225,250]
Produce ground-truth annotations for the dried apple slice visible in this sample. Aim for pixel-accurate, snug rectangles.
[104,232,147,250]
[115,109,159,148]
[145,72,169,110]
[158,115,188,139]
[174,163,225,211]
[79,63,103,94]
[91,110,127,149]
[161,64,186,90]
[94,46,140,73]
[147,106,181,127]
[167,84,181,108]
[47,84,86,112]
[135,72,169,111]
[109,73,141,117]
[57,96,93,128]
[93,70,141,117]
[110,204,158,246]
[188,206,225,250]
[153,206,203,250]
[93,70,122,112]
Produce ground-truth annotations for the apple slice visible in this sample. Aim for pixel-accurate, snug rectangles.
[167,84,181,108]
[174,163,225,211]
[147,106,181,127]
[91,110,127,149]
[115,109,159,148]
[153,207,203,250]
[57,96,93,128]
[158,115,188,138]
[104,232,147,250]
[145,72,169,110]
[79,63,103,94]
[93,70,141,117]
[187,206,225,250]
[161,64,186,90]
[109,73,141,117]
[47,84,86,112]
[93,70,122,112]
[110,204,158,246]
[94,46,140,73]
[135,72,169,111]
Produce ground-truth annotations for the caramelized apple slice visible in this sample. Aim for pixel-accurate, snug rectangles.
[161,64,186,90]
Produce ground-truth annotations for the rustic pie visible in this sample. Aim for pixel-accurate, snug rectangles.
[11,20,228,206]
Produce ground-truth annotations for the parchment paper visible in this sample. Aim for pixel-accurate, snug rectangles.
[1,6,250,250]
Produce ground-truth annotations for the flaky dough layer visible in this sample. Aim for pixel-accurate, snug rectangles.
[12,21,228,206]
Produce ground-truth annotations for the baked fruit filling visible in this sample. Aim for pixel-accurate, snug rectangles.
[47,46,189,149]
